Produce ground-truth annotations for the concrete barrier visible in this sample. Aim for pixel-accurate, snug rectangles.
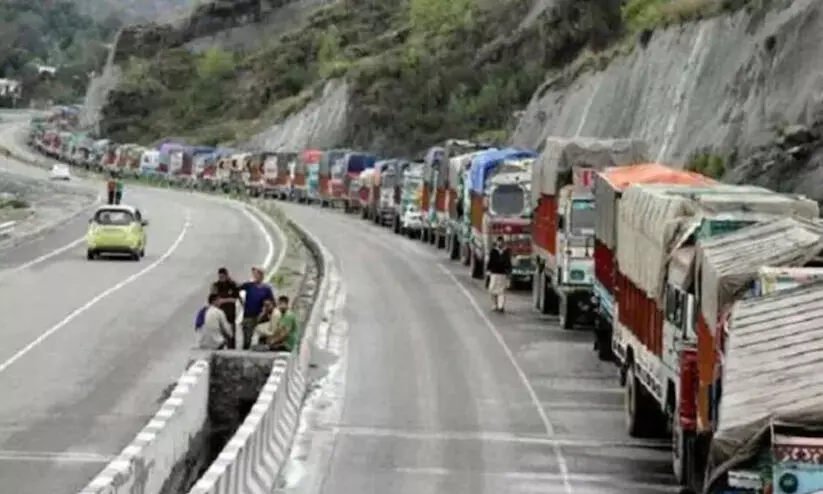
[78,359,211,494]
[185,212,332,494]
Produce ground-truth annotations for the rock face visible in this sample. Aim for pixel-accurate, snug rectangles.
[248,80,350,151]
[509,0,823,194]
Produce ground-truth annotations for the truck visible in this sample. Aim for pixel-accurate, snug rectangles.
[444,150,494,261]
[334,152,377,212]
[420,139,493,248]
[464,148,536,283]
[389,160,413,234]
[399,162,425,237]
[319,149,351,207]
[356,168,376,218]
[291,149,320,202]
[256,151,294,199]
[611,184,820,492]
[703,277,823,494]
[375,159,405,227]
[307,159,320,203]
[592,164,716,360]
[364,160,393,223]
[532,137,649,329]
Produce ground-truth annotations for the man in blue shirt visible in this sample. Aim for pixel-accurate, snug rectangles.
[238,266,275,349]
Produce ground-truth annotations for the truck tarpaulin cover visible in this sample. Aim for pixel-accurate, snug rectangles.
[532,137,649,206]
[705,279,823,491]
[469,149,535,194]
[344,153,377,173]
[695,217,823,336]
[449,150,494,191]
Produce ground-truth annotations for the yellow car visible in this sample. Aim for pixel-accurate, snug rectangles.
[86,204,148,261]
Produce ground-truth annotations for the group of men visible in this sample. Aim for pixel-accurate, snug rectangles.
[106,172,124,205]
[195,266,300,352]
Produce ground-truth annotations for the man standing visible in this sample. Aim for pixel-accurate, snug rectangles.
[238,267,275,350]
[114,175,124,205]
[196,293,233,350]
[106,173,116,205]
[211,267,239,348]
[486,236,512,312]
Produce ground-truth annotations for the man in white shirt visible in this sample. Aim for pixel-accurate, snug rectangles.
[197,293,233,350]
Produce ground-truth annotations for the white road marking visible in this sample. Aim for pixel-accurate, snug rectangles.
[331,425,667,449]
[437,263,573,494]
[0,450,114,463]
[0,210,192,374]
[393,467,679,492]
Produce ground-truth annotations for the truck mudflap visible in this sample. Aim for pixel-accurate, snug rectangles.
[558,288,595,330]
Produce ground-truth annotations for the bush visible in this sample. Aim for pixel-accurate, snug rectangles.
[686,149,726,179]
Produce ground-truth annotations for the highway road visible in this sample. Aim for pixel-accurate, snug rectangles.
[279,203,678,494]
[0,121,284,494]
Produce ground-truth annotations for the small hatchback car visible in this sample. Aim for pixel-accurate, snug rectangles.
[86,204,147,260]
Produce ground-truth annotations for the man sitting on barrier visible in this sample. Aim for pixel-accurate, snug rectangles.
[196,293,233,350]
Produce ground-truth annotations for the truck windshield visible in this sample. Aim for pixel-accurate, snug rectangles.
[490,184,524,216]
[382,172,397,189]
[404,177,421,191]
[569,199,595,233]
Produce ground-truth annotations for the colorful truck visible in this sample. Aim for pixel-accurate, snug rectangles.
[375,159,405,227]
[420,139,492,248]
[704,276,823,494]
[293,149,321,202]
[464,148,536,282]
[532,137,649,329]
[307,159,320,203]
[364,160,392,222]
[611,184,820,492]
[333,152,377,212]
[319,149,351,207]
[444,150,494,261]
[399,161,425,237]
[592,164,716,360]
[357,168,377,217]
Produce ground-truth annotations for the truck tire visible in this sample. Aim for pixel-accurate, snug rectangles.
[436,233,445,249]
[559,295,575,330]
[449,235,460,260]
[625,365,664,438]
[461,244,471,266]
[393,216,401,234]
[538,276,559,315]
[470,253,484,279]
[672,402,689,486]
[361,207,368,220]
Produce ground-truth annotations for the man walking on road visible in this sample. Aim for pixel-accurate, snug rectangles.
[211,267,239,348]
[196,293,233,350]
[238,267,275,350]
[106,173,116,205]
[486,236,512,313]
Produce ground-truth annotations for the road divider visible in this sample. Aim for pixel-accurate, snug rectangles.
[79,359,211,494]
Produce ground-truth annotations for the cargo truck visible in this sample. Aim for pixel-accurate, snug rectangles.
[258,151,295,199]
[464,148,536,282]
[319,148,351,207]
[356,168,376,217]
[376,159,405,227]
[702,277,823,494]
[532,137,649,329]
[611,184,820,491]
[365,160,393,223]
[400,162,425,237]
[292,149,320,202]
[307,160,320,203]
[335,152,376,212]
[390,160,412,234]
[445,150,496,261]
[421,139,492,247]
[592,164,716,360]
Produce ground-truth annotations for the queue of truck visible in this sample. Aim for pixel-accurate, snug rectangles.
[28,111,823,494]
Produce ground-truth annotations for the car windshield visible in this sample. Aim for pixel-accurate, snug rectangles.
[94,210,134,225]
[490,184,525,216]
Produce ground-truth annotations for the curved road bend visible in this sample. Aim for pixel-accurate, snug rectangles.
[279,203,679,494]
[0,153,283,494]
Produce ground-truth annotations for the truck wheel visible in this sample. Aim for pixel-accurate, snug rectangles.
[532,268,543,310]
[539,278,559,315]
[394,216,401,234]
[461,244,471,266]
[625,365,663,438]
[429,232,436,245]
[449,235,460,260]
[672,404,689,486]
[470,253,483,279]
[594,317,614,361]
[436,233,445,249]
[559,296,575,330]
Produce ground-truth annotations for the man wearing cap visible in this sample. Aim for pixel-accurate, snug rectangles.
[238,267,275,349]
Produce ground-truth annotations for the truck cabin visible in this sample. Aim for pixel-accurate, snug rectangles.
[557,191,595,240]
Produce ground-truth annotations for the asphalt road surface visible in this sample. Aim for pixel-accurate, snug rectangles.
[279,203,678,494]
[0,121,284,494]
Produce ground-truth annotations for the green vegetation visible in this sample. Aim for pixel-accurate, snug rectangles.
[101,0,624,152]
[686,149,727,179]
[0,0,121,106]
[0,197,30,209]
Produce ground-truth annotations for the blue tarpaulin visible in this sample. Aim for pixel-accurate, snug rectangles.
[468,148,535,193]
[344,153,377,173]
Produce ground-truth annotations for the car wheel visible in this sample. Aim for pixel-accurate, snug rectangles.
[139,248,145,258]
[86,250,95,260]
[131,250,141,261]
